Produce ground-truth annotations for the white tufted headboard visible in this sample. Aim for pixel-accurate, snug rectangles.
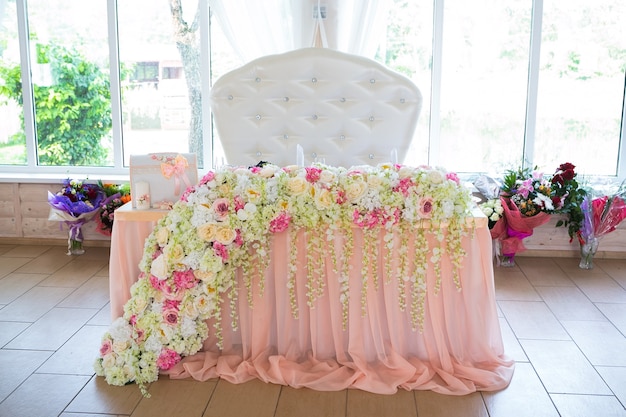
[209,47,422,168]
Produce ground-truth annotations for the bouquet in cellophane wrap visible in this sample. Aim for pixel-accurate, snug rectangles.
[48,179,105,255]
[577,179,626,269]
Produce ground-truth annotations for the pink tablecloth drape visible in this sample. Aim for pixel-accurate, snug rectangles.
[109,204,514,395]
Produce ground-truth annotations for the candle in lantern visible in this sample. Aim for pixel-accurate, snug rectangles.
[134,181,151,209]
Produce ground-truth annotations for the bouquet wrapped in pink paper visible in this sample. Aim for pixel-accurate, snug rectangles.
[48,179,105,255]
[490,167,552,266]
[577,180,626,269]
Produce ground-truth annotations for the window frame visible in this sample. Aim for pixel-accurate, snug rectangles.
[1,0,624,184]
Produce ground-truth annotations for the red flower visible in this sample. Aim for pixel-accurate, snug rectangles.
[561,169,575,181]
[558,162,575,172]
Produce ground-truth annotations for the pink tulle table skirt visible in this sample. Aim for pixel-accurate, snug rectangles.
[110,207,514,395]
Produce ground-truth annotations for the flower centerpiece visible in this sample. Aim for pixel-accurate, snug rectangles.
[95,182,132,236]
[94,162,474,395]
[577,180,626,269]
[48,179,105,255]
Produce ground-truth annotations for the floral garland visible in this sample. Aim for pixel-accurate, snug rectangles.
[95,163,474,395]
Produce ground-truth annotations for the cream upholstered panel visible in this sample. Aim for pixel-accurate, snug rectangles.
[210,47,422,168]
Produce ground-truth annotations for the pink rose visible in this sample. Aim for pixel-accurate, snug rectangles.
[99,339,112,357]
[418,197,434,219]
[212,198,230,221]
[162,307,179,325]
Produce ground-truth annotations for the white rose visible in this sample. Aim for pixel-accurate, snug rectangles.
[287,176,308,195]
[150,254,168,280]
[155,227,169,246]
[427,170,444,184]
[236,209,249,221]
[259,166,277,178]
[165,243,185,264]
[197,222,218,241]
[346,180,368,202]
[398,166,414,179]
[367,175,385,190]
[315,189,334,210]
[319,170,336,184]
[215,226,237,245]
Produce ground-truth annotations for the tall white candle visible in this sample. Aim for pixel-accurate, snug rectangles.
[135,181,151,209]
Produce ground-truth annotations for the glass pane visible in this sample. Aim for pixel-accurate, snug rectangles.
[118,0,204,166]
[439,0,531,173]
[534,0,625,176]
[27,0,113,166]
[0,0,27,165]
[207,12,244,168]
[380,0,433,167]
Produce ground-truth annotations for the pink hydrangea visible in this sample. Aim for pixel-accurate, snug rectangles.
[269,211,291,233]
[446,172,460,184]
[213,242,229,261]
[173,269,197,290]
[305,167,322,183]
[156,348,181,370]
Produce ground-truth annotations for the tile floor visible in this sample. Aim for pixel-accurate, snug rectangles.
[0,243,625,417]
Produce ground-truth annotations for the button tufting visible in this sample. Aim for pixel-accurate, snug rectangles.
[340,97,346,102]
[312,77,317,83]
[368,154,375,159]
[369,116,375,121]
[312,114,318,120]
[255,114,262,120]
[255,77,261,82]
[339,135,346,140]
[283,134,289,139]
[227,95,233,100]
[370,79,376,84]
[312,152,317,158]
[283,97,289,102]
[400,98,406,103]
[256,151,262,156]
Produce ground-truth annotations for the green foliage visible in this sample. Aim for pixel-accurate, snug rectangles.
[0,44,111,166]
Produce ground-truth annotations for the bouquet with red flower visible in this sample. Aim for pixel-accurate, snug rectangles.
[96,182,131,236]
[577,180,626,269]
[550,162,587,240]
[48,179,106,254]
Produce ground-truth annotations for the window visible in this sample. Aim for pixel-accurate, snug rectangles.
[1,0,624,181]
[533,0,625,176]
[0,0,25,165]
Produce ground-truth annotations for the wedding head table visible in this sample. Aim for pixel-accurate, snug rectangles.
[101,163,514,396]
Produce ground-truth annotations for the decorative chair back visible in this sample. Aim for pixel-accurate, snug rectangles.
[210,47,422,168]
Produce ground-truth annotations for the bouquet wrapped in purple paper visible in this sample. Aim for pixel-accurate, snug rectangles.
[48,179,106,254]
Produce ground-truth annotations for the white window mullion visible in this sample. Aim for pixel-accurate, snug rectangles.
[200,0,213,170]
[16,0,37,169]
[618,71,626,179]
[428,0,444,167]
[107,0,124,171]
[523,0,543,170]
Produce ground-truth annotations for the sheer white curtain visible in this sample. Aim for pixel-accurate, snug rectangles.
[209,0,389,63]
